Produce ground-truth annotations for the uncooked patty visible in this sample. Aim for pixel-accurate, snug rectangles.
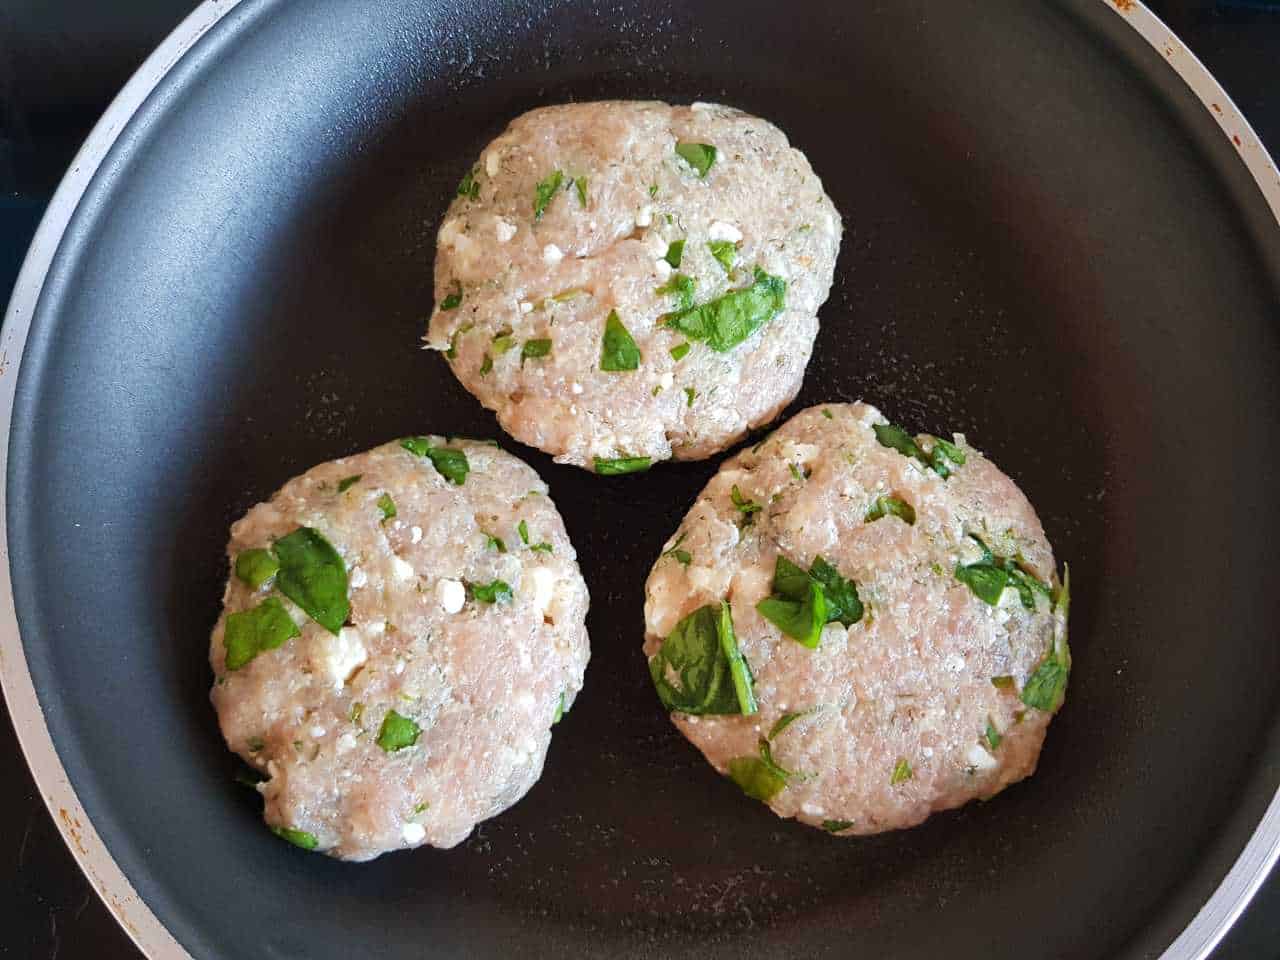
[642,403,1069,834]
[426,100,842,472]
[209,438,589,861]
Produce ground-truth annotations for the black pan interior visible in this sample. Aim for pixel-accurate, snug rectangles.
[10,0,1280,957]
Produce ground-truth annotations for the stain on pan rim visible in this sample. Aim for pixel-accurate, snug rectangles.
[0,1,1277,958]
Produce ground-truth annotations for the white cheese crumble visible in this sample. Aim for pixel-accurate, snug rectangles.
[494,217,517,243]
[635,204,653,227]
[708,220,742,243]
[484,149,501,177]
[410,525,423,544]
[310,726,326,739]
[436,578,465,614]
[801,803,825,817]
[519,300,533,314]
[654,258,672,279]
[349,566,368,589]
[571,382,583,395]
[402,822,426,844]
[528,567,556,614]
[542,243,564,264]
[390,555,415,581]
[966,743,999,771]
[659,372,674,390]
[316,628,368,689]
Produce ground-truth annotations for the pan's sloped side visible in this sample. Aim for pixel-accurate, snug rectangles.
[2,1,1279,959]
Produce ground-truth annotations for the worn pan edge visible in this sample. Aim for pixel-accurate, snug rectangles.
[0,2,1276,958]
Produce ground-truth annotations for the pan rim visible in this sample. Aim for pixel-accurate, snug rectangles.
[1,1,1277,958]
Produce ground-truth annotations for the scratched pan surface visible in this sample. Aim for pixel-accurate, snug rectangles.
[7,0,1280,957]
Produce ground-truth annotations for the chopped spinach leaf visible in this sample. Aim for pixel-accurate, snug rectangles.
[456,167,480,200]
[656,272,695,310]
[757,577,827,648]
[376,492,397,523]
[865,495,916,525]
[272,527,349,634]
[821,409,833,419]
[662,267,786,353]
[440,285,463,311]
[521,338,552,364]
[769,712,803,740]
[955,536,1052,610]
[649,603,757,716]
[234,548,279,590]
[670,342,690,361]
[730,484,761,520]
[552,691,566,724]
[985,720,1002,750]
[468,579,513,604]
[684,387,697,406]
[809,556,864,627]
[873,422,922,460]
[350,702,364,725]
[594,456,652,475]
[479,353,493,376]
[729,756,786,802]
[376,709,421,753]
[707,240,737,272]
[574,175,588,207]
[600,310,641,372]
[891,758,913,785]
[675,141,717,177]
[648,183,659,198]
[991,675,1015,689]
[533,170,563,219]
[874,420,968,479]
[955,562,1008,605]
[483,532,507,553]
[492,327,516,354]
[518,520,530,545]
[1021,566,1071,713]
[271,826,319,850]
[401,438,470,485]
[337,475,362,493]
[664,239,685,269]
[224,597,300,670]
[662,532,691,566]
[822,819,854,833]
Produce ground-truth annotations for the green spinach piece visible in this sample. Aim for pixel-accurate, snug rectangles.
[234,548,279,590]
[649,603,757,716]
[272,527,349,634]
[662,267,786,353]
[224,597,300,670]
[600,310,641,371]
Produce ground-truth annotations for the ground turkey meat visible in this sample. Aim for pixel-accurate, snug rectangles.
[643,403,1069,835]
[426,100,842,472]
[210,437,589,860]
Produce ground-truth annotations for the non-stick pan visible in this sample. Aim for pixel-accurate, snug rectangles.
[4,1,1280,957]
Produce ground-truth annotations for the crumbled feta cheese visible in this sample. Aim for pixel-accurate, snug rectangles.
[436,578,465,614]
[529,567,556,614]
[310,726,326,739]
[966,743,998,771]
[635,204,653,227]
[390,555,415,581]
[519,301,533,314]
[516,691,536,711]
[654,258,672,278]
[708,220,742,243]
[394,660,406,675]
[315,628,368,689]
[659,372,674,390]
[801,802,825,817]
[410,526,422,544]
[484,150,501,177]
[542,243,563,264]
[349,566,368,589]
[402,822,426,844]
[439,218,464,247]
[336,733,357,754]
[365,620,386,635]
[571,382,583,395]
[494,217,517,243]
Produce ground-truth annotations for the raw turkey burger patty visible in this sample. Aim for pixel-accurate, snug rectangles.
[643,403,1070,834]
[210,437,589,861]
[426,100,842,472]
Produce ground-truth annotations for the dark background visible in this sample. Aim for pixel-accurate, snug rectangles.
[0,1,1277,957]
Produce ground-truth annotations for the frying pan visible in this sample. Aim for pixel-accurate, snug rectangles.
[4,0,1280,957]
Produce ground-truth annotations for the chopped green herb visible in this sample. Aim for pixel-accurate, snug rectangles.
[492,326,516,354]
[663,267,786,353]
[891,758,913,785]
[518,520,530,545]
[670,342,690,361]
[521,338,552,364]
[234,549,279,590]
[401,438,470,485]
[600,310,641,371]
[533,170,564,219]
[769,712,803,739]
[376,709,421,752]
[574,175,588,207]
[674,141,717,177]
[729,756,786,802]
[483,532,507,553]
[789,463,804,482]
[479,353,492,376]
[707,239,737,272]
[757,577,827,648]
[758,737,796,781]
[224,598,300,670]
[350,702,364,725]
[873,422,922,460]
[412,801,429,815]
[985,719,1002,750]
[247,736,265,752]
[873,420,967,479]
[822,819,854,833]
[530,541,553,553]
[955,562,1008,605]
[656,272,696,311]
[552,691,566,724]
[272,527,349,634]
[440,285,463,311]
[684,387,697,407]
[1021,566,1071,713]
[649,603,757,716]
[955,536,1052,610]
[456,167,480,200]
[929,437,967,477]
[376,492,397,523]
[337,475,362,493]
[730,484,761,520]
[648,183,659,198]
[808,556,864,627]
[664,239,685,269]
[821,409,833,419]
[991,675,1015,689]
[662,533,691,566]
[865,495,916,525]
[593,456,652,475]
[468,579,513,604]
[445,322,472,360]
[271,826,319,850]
